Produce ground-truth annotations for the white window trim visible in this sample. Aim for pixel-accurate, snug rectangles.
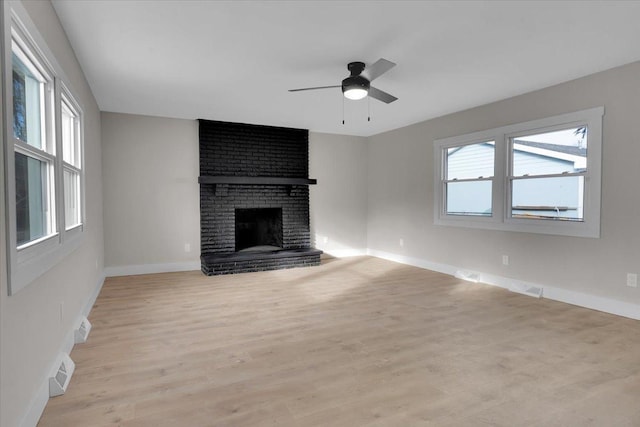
[3,1,86,295]
[434,107,604,238]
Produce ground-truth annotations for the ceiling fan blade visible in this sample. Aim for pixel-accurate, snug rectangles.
[288,85,341,92]
[368,86,398,104]
[361,58,396,81]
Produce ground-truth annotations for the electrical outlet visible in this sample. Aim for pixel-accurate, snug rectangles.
[184,243,191,253]
[502,255,509,266]
[627,273,637,288]
[399,238,404,248]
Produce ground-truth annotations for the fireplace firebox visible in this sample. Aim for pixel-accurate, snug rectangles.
[235,208,283,251]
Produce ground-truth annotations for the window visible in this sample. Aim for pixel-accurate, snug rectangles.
[11,30,56,248]
[4,5,85,294]
[434,107,603,238]
[509,127,587,222]
[61,91,83,230]
[444,141,494,217]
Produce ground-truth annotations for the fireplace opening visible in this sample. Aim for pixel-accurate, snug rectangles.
[235,208,283,252]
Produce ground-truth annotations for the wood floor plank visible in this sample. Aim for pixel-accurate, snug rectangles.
[38,256,640,426]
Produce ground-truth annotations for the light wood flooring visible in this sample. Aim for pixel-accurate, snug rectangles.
[38,256,640,426]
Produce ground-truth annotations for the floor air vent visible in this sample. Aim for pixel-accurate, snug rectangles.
[454,270,480,283]
[49,353,75,397]
[509,283,543,298]
[74,316,92,344]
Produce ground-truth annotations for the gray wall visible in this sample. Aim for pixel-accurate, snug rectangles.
[310,132,368,256]
[101,113,200,271]
[367,60,640,306]
[1,2,105,426]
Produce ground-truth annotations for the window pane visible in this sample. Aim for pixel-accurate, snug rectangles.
[446,141,494,180]
[64,169,81,228]
[12,52,44,149]
[15,152,47,245]
[61,100,78,166]
[512,127,587,176]
[446,180,492,216]
[512,176,584,221]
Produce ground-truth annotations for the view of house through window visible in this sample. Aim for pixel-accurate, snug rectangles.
[510,127,587,221]
[445,141,494,216]
[443,128,588,222]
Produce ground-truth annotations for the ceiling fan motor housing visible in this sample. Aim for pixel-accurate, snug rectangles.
[347,61,366,76]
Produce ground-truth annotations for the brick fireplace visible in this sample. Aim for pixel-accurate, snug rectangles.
[199,119,322,275]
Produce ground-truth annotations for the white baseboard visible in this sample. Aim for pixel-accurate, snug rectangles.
[20,273,105,427]
[543,286,640,320]
[322,248,368,258]
[368,249,640,321]
[366,249,459,276]
[105,261,201,277]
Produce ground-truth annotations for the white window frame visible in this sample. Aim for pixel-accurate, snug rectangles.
[442,140,496,218]
[434,107,604,238]
[59,83,85,235]
[3,2,86,295]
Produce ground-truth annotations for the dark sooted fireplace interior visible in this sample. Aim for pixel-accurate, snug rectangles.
[198,119,322,275]
[235,208,283,251]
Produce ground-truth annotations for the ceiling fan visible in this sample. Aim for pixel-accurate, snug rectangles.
[289,58,398,104]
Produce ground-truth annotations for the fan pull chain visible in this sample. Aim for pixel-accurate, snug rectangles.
[368,97,371,122]
[342,96,345,125]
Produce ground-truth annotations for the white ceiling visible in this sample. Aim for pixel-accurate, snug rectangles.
[51,1,640,137]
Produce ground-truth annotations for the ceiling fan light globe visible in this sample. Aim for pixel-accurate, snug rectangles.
[344,88,368,100]
[342,75,370,100]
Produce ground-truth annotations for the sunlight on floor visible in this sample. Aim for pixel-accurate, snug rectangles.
[295,256,400,303]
